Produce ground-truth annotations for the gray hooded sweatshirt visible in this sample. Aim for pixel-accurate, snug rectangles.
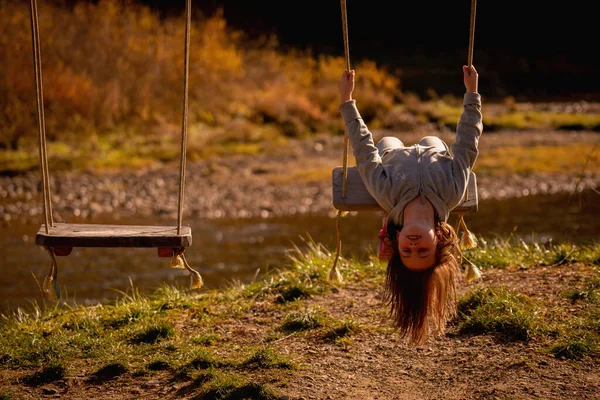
[338,92,483,225]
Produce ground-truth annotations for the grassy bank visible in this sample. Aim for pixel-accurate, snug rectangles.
[1,237,599,399]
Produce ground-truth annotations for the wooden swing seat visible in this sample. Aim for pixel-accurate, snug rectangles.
[332,167,478,214]
[35,223,192,257]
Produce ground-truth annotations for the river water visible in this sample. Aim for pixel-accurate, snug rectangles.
[1,189,598,313]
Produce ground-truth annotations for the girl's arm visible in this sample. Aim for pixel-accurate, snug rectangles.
[451,92,482,173]
[338,69,394,210]
[339,100,394,211]
[451,66,483,193]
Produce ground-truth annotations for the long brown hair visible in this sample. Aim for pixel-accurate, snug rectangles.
[383,220,461,344]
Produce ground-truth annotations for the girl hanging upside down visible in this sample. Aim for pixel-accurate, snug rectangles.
[338,65,483,344]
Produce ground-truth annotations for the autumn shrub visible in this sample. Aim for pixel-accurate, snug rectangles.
[0,0,401,157]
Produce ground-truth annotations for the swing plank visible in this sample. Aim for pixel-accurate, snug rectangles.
[36,223,192,248]
[332,167,478,214]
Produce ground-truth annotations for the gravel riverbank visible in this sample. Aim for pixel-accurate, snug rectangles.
[1,130,598,225]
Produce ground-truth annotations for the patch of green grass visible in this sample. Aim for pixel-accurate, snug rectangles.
[563,276,600,303]
[20,335,69,368]
[476,144,600,177]
[461,236,599,271]
[457,286,539,341]
[546,244,579,266]
[485,111,534,130]
[268,165,335,185]
[192,333,222,346]
[101,307,147,329]
[0,391,14,400]
[199,370,280,400]
[87,362,128,384]
[280,307,325,333]
[483,109,600,131]
[146,359,171,371]
[242,346,295,370]
[22,360,66,386]
[548,338,596,360]
[99,286,157,329]
[244,235,346,301]
[153,284,199,310]
[0,235,383,374]
[0,150,38,175]
[545,274,600,360]
[175,348,229,380]
[419,100,600,132]
[538,111,600,130]
[322,318,360,343]
[130,322,175,344]
[274,283,313,304]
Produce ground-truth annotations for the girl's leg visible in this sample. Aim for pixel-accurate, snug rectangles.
[419,136,450,154]
[376,136,404,163]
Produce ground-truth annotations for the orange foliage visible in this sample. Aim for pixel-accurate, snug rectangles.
[0,1,401,150]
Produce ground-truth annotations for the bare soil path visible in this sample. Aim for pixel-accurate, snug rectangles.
[1,262,598,399]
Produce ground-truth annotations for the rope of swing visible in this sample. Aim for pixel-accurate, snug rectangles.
[329,0,351,282]
[456,0,478,234]
[468,0,477,70]
[340,0,350,199]
[177,0,192,235]
[29,0,53,234]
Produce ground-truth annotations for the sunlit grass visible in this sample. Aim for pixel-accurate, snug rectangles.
[267,164,337,184]
[280,307,326,333]
[415,100,600,132]
[322,318,360,345]
[475,144,599,176]
[548,339,597,360]
[22,360,66,386]
[1,236,599,393]
[130,322,175,344]
[0,391,13,400]
[461,235,600,270]
[242,345,296,369]
[456,286,540,342]
[0,150,38,175]
[563,276,600,303]
[485,110,600,131]
[199,371,280,400]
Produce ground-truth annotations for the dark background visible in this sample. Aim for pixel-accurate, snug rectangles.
[67,1,600,101]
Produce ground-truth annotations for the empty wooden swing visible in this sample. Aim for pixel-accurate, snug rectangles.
[329,0,480,279]
[29,0,202,299]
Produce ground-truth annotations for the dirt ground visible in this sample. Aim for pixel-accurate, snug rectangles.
[1,261,599,400]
